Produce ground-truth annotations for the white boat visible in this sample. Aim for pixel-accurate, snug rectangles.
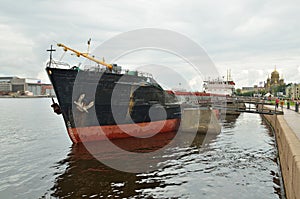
[203,79,235,96]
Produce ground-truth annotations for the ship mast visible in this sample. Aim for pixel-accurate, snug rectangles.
[57,43,113,70]
[47,45,56,67]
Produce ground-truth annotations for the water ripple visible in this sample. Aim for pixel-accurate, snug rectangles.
[0,99,283,198]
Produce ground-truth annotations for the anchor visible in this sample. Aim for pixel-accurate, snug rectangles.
[51,97,62,115]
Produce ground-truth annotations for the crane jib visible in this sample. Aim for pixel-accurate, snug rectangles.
[57,43,112,70]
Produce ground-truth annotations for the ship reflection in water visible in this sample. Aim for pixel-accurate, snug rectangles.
[49,131,208,198]
[48,113,283,199]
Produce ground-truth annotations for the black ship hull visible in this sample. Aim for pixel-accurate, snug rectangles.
[46,67,181,143]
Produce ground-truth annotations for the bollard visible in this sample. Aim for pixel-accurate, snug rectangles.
[287,101,290,109]
[296,102,299,112]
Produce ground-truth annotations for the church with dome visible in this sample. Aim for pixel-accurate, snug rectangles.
[264,67,285,93]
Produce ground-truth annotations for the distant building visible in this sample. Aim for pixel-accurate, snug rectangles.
[0,76,54,96]
[241,86,254,93]
[241,85,264,95]
[285,83,300,99]
[264,67,285,93]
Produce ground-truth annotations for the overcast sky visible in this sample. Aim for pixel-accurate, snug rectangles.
[1,0,300,88]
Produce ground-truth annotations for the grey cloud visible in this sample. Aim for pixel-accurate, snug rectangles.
[0,0,299,87]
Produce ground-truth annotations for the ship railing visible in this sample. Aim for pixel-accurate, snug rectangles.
[47,60,153,78]
[82,65,153,78]
[47,60,70,68]
[83,65,107,72]
[136,70,153,78]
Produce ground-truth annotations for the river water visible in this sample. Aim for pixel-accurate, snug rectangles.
[0,98,283,198]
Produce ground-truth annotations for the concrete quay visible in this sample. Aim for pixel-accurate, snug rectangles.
[263,105,300,199]
[180,108,221,134]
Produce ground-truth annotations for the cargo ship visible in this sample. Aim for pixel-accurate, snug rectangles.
[46,43,181,143]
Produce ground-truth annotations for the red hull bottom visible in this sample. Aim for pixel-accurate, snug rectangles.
[67,119,180,143]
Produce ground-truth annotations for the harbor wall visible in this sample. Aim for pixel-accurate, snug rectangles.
[263,114,300,199]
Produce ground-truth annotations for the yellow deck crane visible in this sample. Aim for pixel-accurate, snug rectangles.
[57,43,113,70]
